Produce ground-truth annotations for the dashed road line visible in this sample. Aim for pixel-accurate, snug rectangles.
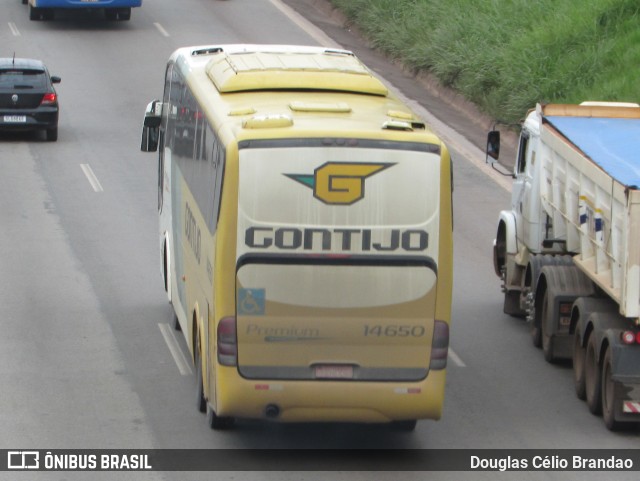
[154,22,170,37]
[80,163,104,192]
[8,22,21,36]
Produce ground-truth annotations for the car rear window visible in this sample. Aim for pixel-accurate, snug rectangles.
[0,69,48,90]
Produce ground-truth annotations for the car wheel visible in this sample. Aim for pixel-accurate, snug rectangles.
[46,127,58,142]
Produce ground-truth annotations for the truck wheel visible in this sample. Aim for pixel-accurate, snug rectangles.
[531,321,542,348]
[602,347,626,431]
[531,285,544,349]
[584,334,602,415]
[540,289,558,363]
[503,290,524,317]
[573,330,586,400]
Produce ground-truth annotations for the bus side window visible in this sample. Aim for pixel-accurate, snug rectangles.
[208,133,225,232]
[158,64,174,212]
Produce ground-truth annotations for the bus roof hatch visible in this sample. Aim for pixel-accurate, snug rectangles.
[204,45,389,96]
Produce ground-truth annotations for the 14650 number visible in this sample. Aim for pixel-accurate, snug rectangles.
[363,325,426,337]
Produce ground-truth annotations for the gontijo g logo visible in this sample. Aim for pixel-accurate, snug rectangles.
[285,162,394,205]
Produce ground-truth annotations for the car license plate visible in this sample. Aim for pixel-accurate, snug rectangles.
[315,365,354,379]
[3,115,26,123]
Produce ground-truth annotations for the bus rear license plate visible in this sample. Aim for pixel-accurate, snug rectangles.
[4,116,26,123]
[315,365,353,379]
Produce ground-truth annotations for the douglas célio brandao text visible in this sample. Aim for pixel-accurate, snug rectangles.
[470,455,634,471]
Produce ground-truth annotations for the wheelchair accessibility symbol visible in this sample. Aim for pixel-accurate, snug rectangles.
[238,288,266,315]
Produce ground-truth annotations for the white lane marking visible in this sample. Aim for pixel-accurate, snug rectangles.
[158,323,193,376]
[8,22,20,36]
[448,348,466,368]
[80,163,104,192]
[154,22,170,37]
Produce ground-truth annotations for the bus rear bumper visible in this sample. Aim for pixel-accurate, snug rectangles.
[214,369,447,423]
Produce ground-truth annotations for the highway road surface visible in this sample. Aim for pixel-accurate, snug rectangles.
[0,1,638,480]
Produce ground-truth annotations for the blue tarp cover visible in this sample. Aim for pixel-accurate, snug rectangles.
[545,116,640,188]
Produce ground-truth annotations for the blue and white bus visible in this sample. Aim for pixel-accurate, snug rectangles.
[26,0,142,21]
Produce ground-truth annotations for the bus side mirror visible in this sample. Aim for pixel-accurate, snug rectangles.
[486,130,500,163]
[141,100,161,152]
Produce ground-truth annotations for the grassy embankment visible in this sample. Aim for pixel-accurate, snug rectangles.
[330,0,640,125]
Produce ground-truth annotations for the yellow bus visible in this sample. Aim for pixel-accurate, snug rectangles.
[140,44,453,431]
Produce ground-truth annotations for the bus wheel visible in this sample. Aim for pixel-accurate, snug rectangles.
[106,8,131,21]
[119,8,132,21]
[195,334,205,413]
[390,420,417,432]
[573,330,586,400]
[206,405,235,430]
[584,334,602,415]
[29,6,43,20]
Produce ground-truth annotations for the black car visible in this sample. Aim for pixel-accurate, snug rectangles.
[0,57,61,141]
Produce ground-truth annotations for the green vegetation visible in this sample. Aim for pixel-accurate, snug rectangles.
[330,0,640,125]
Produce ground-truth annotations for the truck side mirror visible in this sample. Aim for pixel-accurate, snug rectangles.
[141,100,161,152]
[486,130,500,162]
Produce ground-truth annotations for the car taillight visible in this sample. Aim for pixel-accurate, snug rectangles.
[217,316,237,366]
[429,320,449,370]
[41,93,57,105]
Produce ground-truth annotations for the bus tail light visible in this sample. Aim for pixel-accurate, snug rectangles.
[217,316,237,366]
[41,93,57,105]
[429,320,449,370]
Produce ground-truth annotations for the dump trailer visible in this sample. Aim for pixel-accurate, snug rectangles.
[487,102,640,430]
